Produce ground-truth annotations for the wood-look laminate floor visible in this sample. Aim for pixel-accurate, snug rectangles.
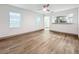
[0,30,79,54]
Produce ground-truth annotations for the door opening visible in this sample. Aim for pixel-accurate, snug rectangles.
[44,16,50,30]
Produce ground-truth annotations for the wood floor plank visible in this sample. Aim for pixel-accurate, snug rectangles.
[0,30,79,54]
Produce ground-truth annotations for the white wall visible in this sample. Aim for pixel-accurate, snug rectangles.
[0,5,44,38]
[78,8,79,37]
[50,8,78,35]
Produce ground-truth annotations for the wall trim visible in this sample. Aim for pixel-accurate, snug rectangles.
[0,29,44,40]
[49,30,78,37]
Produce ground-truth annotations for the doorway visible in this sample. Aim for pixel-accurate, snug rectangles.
[44,16,50,30]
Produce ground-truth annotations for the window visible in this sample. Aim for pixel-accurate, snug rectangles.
[9,12,21,28]
[35,15,43,27]
[36,16,41,26]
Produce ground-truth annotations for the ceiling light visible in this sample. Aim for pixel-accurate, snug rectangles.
[43,8,47,11]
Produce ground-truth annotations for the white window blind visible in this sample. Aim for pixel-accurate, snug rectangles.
[9,12,21,28]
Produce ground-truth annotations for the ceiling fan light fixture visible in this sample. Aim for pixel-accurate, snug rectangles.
[42,4,50,12]
[43,7,47,11]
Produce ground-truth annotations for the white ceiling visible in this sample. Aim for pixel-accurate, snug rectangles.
[10,4,79,15]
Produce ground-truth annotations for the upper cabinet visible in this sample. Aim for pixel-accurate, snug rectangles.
[52,13,74,24]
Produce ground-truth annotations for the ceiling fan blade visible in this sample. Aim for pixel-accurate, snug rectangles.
[43,4,50,8]
[47,4,50,7]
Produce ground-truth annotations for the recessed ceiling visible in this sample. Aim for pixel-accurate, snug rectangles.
[10,4,79,15]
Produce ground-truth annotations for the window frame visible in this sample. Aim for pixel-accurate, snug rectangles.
[9,11,21,28]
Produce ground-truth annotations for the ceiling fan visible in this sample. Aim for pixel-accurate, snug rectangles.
[38,4,54,13]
